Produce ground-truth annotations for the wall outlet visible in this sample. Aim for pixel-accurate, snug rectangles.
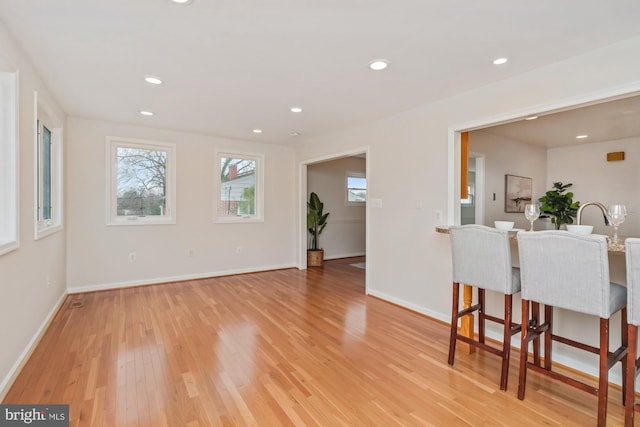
[128,252,136,262]
[435,209,443,222]
[236,246,242,254]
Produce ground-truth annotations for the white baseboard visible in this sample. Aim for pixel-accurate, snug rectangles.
[67,263,297,294]
[324,252,365,260]
[0,290,68,400]
[366,289,450,323]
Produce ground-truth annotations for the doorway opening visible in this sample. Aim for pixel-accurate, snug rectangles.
[299,147,370,293]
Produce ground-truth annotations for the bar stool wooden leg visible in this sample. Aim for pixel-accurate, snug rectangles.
[625,324,637,427]
[478,288,486,344]
[544,305,553,370]
[448,282,460,366]
[531,302,541,366]
[621,308,628,404]
[500,294,513,391]
[597,318,609,427]
[518,298,529,400]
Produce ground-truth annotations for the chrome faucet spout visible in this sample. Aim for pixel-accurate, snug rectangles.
[576,201,610,226]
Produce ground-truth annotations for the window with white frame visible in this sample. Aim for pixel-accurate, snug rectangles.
[461,184,474,206]
[215,152,264,222]
[346,172,366,204]
[106,137,176,225]
[35,92,63,240]
[0,67,18,255]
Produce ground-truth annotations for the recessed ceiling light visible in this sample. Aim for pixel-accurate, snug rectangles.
[140,110,154,116]
[369,59,389,71]
[252,129,263,134]
[525,116,538,121]
[290,107,303,113]
[493,57,508,65]
[576,134,589,139]
[144,75,163,85]
[289,131,301,136]
[170,0,193,4]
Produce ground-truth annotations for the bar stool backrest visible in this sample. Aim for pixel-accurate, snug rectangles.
[518,231,614,318]
[626,238,640,326]
[449,225,518,295]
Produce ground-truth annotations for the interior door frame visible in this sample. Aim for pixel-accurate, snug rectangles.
[299,146,370,293]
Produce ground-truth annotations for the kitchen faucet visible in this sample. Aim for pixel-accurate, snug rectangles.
[576,201,610,226]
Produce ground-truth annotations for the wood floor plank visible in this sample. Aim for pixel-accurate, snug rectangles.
[1,257,630,425]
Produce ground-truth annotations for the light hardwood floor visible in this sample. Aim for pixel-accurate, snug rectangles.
[3,257,629,426]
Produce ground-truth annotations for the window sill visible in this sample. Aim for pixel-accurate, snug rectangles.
[107,216,176,226]
[214,216,264,224]
[0,239,19,256]
[35,223,63,240]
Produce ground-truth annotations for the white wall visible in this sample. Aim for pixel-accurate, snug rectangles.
[307,156,366,259]
[547,137,640,237]
[3,23,640,398]
[0,25,67,397]
[469,131,548,230]
[297,36,640,383]
[65,117,297,291]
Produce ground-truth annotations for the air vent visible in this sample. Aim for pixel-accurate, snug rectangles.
[69,299,84,309]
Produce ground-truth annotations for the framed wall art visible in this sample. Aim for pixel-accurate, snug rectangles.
[504,174,532,213]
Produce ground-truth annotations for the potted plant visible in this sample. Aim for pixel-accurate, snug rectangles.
[307,192,330,267]
[538,181,580,230]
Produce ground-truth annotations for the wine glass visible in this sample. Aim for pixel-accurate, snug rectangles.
[524,203,540,232]
[607,204,627,245]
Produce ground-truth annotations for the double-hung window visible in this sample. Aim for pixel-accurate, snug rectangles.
[346,172,366,205]
[215,152,264,222]
[106,137,176,225]
[35,92,63,239]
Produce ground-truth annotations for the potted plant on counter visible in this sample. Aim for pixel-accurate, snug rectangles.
[538,181,580,230]
[307,192,330,267]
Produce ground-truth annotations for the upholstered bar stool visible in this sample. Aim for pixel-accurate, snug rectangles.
[448,225,521,391]
[625,238,640,426]
[517,231,627,427]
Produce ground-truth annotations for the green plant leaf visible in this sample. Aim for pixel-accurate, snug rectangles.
[537,181,580,229]
[307,192,330,250]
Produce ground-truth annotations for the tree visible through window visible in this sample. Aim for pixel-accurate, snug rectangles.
[116,147,167,216]
[107,137,175,225]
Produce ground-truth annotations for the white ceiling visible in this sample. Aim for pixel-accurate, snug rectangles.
[474,94,640,148]
[1,1,640,146]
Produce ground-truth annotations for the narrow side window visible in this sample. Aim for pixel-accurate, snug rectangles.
[35,92,63,240]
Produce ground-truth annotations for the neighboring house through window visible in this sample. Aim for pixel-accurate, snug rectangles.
[215,152,264,222]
